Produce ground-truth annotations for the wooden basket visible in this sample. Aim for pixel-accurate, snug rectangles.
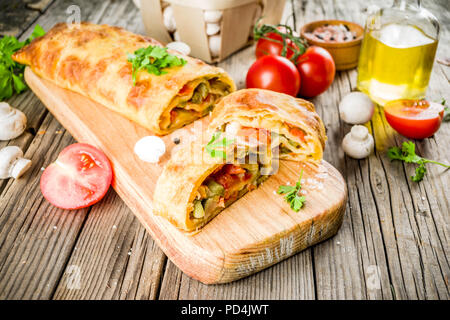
[139,0,286,63]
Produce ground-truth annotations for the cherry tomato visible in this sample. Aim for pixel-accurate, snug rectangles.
[384,99,444,139]
[255,31,298,60]
[40,143,113,210]
[296,46,335,98]
[246,55,301,96]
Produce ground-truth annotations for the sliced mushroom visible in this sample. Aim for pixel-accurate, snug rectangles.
[0,146,32,179]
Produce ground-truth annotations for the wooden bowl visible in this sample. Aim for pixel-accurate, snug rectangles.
[300,20,364,71]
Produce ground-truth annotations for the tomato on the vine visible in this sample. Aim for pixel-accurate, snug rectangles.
[255,31,299,60]
[384,99,444,139]
[246,55,301,97]
[296,46,335,98]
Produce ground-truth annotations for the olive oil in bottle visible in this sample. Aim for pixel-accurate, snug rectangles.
[357,0,439,106]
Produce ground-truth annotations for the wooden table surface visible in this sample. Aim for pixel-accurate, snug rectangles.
[0,0,448,300]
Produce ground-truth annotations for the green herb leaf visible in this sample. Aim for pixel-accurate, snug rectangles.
[387,141,450,182]
[277,169,306,212]
[127,45,186,85]
[205,132,235,160]
[441,98,450,122]
[0,24,45,100]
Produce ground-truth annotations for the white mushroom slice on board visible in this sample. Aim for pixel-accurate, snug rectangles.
[204,10,223,23]
[134,136,166,163]
[163,6,177,33]
[0,102,27,141]
[342,125,374,159]
[166,41,191,56]
[339,92,374,124]
[206,23,221,36]
[0,146,32,179]
[209,35,221,58]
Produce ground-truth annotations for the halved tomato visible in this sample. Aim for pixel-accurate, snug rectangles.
[384,99,444,139]
[40,143,113,210]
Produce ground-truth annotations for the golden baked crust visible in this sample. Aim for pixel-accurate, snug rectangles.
[208,89,327,161]
[154,89,327,232]
[12,22,235,135]
[153,142,224,231]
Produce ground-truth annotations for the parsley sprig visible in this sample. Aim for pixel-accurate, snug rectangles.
[441,98,449,122]
[387,141,450,182]
[0,24,45,100]
[127,45,186,85]
[277,169,306,212]
[205,132,235,159]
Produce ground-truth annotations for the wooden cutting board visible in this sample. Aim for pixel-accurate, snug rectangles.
[25,67,347,284]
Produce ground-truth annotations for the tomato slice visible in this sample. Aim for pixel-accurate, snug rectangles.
[40,143,113,210]
[384,99,444,139]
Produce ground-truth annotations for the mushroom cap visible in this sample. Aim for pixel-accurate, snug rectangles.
[209,35,221,57]
[206,23,221,36]
[204,10,223,23]
[0,103,27,141]
[0,146,24,179]
[163,6,176,32]
[166,41,191,56]
[339,92,374,124]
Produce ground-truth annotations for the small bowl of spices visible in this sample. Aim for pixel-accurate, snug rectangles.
[301,20,364,70]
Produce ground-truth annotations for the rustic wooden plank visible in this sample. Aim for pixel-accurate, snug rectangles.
[0,114,88,299]
[0,1,42,37]
[52,190,166,299]
[301,0,449,300]
[51,0,166,299]
[0,0,157,299]
[26,0,54,12]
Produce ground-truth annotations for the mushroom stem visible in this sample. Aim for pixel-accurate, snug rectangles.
[0,146,32,179]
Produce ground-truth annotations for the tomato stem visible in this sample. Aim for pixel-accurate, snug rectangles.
[253,19,308,63]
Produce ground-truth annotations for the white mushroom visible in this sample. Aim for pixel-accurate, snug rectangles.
[342,125,374,159]
[166,41,191,56]
[339,92,374,124]
[206,23,221,36]
[0,102,27,141]
[209,35,221,58]
[173,30,180,41]
[204,10,223,23]
[132,0,140,9]
[134,136,166,163]
[0,146,32,179]
[163,6,177,33]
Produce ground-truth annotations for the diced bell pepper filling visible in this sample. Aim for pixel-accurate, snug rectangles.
[160,77,231,130]
[191,163,266,220]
